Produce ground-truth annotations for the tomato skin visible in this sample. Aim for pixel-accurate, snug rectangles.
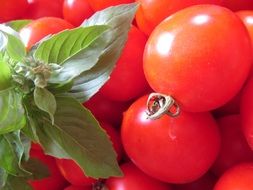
[87,0,134,11]
[63,0,94,26]
[56,158,97,186]
[144,5,252,112]
[19,17,73,50]
[64,185,91,190]
[121,95,220,183]
[106,162,171,190]
[241,76,253,150]
[214,163,253,190]
[28,149,68,190]
[23,0,64,19]
[0,0,28,22]
[211,115,253,176]
[99,25,149,101]
[83,93,130,126]
[173,172,217,190]
[136,0,222,36]
[222,0,253,11]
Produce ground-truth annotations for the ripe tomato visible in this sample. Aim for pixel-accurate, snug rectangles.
[0,61,11,91]
[135,0,223,36]
[211,115,253,176]
[65,185,92,190]
[99,25,149,101]
[63,0,94,26]
[19,17,73,50]
[241,76,253,150]
[28,149,67,190]
[143,5,252,112]
[173,172,217,190]
[84,93,130,126]
[105,162,171,190]
[214,163,253,190]
[0,0,28,22]
[23,0,64,19]
[56,158,97,186]
[222,0,253,11]
[87,0,134,11]
[121,95,220,183]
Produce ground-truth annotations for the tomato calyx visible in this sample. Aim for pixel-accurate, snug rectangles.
[146,93,180,119]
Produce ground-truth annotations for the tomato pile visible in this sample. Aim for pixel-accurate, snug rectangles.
[2,0,253,190]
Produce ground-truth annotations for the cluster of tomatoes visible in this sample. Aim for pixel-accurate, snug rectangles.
[2,0,253,190]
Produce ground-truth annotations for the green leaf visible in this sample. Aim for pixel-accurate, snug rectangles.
[0,168,8,188]
[0,25,26,61]
[34,96,122,178]
[5,20,32,32]
[0,89,26,134]
[22,158,49,180]
[0,131,30,176]
[67,3,138,102]
[20,134,31,161]
[34,25,108,65]
[2,175,32,190]
[34,87,56,124]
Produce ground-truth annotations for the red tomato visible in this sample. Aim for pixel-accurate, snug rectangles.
[222,0,253,11]
[100,122,123,162]
[173,172,217,190]
[0,0,28,22]
[63,0,94,26]
[211,115,253,176]
[28,149,67,190]
[19,17,73,50]
[100,25,149,101]
[23,0,64,19]
[56,158,97,186]
[135,0,223,36]
[106,162,171,190]
[87,0,134,11]
[65,185,92,190]
[84,93,130,126]
[143,5,252,112]
[214,163,253,190]
[241,76,253,150]
[121,95,220,183]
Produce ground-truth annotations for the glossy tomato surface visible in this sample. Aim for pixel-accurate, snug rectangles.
[20,17,73,50]
[144,5,252,112]
[211,115,253,176]
[121,95,221,183]
[88,0,134,11]
[63,0,94,26]
[214,163,253,190]
[0,0,28,22]
[56,158,97,186]
[222,0,253,11]
[135,0,223,36]
[241,76,253,150]
[106,162,171,190]
[24,0,64,19]
[100,25,149,101]
[64,185,91,190]
[28,149,67,190]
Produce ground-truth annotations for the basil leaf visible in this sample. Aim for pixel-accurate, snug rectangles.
[0,168,8,188]
[5,20,32,32]
[0,131,30,176]
[34,96,122,178]
[0,25,26,61]
[67,3,137,102]
[0,89,26,134]
[2,175,32,190]
[34,87,56,124]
